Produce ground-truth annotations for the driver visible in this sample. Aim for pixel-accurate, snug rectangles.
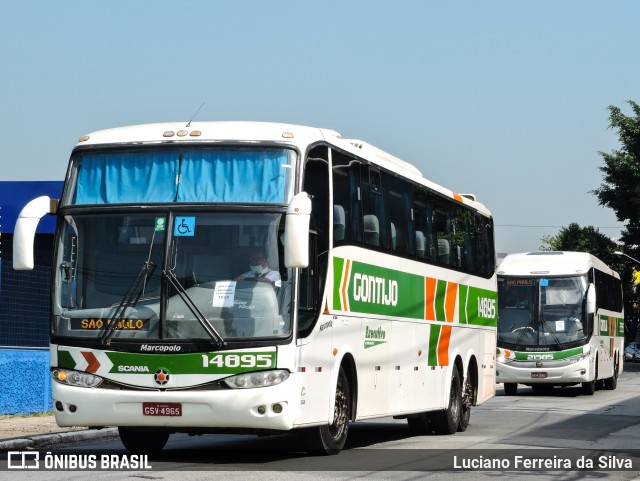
[235,248,281,287]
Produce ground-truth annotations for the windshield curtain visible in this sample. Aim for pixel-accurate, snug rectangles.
[497,275,588,347]
[53,212,292,343]
[69,147,295,205]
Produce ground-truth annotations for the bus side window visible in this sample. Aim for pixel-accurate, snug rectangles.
[413,187,436,262]
[331,150,362,245]
[362,166,389,250]
[388,174,415,257]
[303,146,329,256]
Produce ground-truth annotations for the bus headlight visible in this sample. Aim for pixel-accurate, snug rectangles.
[52,369,103,388]
[223,370,289,389]
[497,353,514,364]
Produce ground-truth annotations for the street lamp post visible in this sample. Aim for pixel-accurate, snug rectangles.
[614,251,640,265]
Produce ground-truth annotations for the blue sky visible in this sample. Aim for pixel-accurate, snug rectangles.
[2,1,639,254]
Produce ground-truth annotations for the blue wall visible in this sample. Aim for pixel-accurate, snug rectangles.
[1,181,62,414]
[0,349,52,414]
[0,180,62,234]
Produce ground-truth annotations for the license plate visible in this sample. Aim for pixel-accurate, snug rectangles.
[531,372,547,379]
[142,402,182,416]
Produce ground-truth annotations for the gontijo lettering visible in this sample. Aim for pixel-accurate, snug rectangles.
[352,273,398,306]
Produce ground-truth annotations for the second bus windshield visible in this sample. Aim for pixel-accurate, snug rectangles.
[497,276,588,348]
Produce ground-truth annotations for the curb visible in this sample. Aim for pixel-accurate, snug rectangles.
[0,427,119,451]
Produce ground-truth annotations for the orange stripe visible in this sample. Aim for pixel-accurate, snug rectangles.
[341,259,351,310]
[425,277,436,320]
[437,282,457,366]
[438,325,452,366]
[445,281,458,323]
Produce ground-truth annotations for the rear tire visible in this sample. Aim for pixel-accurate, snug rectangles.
[504,383,517,396]
[304,366,351,455]
[118,427,169,454]
[458,374,472,432]
[431,368,462,435]
[604,356,619,390]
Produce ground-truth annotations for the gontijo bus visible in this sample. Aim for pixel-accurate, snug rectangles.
[14,121,497,454]
[496,251,623,396]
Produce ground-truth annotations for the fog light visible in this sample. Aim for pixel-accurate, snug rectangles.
[69,405,77,413]
[257,405,266,415]
[272,403,283,414]
[55,401,64,412]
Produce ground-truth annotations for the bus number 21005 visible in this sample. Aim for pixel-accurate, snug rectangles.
[201,353,274,369]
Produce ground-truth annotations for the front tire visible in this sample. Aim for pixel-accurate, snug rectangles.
[431,368,462,435]
[582,358,598,396]
[304,366,351,454]
[118,427,170,454]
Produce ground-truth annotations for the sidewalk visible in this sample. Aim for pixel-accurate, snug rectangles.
[0,414,118,451]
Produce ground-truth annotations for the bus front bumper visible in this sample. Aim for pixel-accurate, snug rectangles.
[496,357,592,385]
[51,380,298,431]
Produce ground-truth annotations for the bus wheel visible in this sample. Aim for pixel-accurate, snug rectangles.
[582,361,598,395]
[306,366,351,455]
[118,427,170,454]
[504,383,517,396]
[604,357,619,390]
[431,368,462,435]
[458,375,472,432]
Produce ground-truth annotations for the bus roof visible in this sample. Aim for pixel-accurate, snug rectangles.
[75,121,491,217]
[497,251,619,279]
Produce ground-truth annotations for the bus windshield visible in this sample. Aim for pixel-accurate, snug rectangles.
[53,212,292,343]
[497,275,588,348]
[62,147,296,206]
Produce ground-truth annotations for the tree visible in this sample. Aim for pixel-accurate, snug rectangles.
[592,100,640,255]
[539,223,619,266]
[592,100,640,341]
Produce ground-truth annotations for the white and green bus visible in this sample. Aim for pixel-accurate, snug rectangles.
[14,121,497,454]
[496,251,624,396]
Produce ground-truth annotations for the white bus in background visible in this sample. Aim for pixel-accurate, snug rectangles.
[14,121,497,454]
[496,251,624,396]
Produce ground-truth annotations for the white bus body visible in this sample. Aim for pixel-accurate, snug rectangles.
[14,121,497,453]
[496,251,624,396]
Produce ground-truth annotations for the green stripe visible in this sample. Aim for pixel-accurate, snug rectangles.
[332,257,345,311]
[459,284,469,324]
[435,280,447,322]
[513,346,584,361]
[57,349,76,369]
[428,324,440,366]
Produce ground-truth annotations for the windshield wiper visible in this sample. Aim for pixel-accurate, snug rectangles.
[163,269,226,347]
[540,315,563,346]
[100,260,156,347]
[512,315,536,351]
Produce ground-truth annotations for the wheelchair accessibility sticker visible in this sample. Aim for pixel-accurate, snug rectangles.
[174,217,195,236]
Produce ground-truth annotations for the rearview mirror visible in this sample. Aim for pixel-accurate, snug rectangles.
[586,283,596,315]
[284,192,312,268]
[13,196,58,270]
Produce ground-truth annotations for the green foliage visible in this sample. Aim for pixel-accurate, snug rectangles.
[592,100,640,254]
[539,223,618,266]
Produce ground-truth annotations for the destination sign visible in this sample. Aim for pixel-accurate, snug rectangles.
[70,318,149,331]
